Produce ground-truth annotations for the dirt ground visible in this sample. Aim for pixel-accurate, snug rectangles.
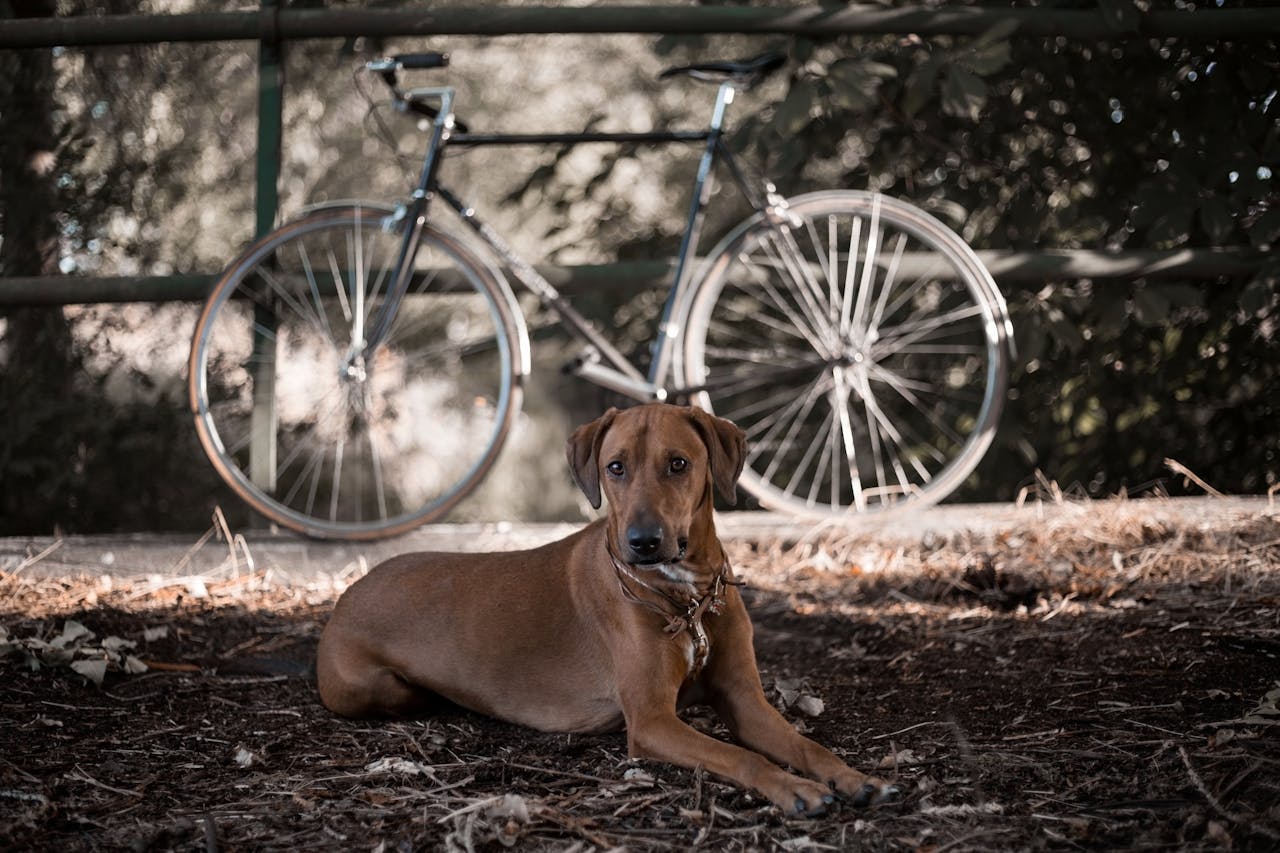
[2,499,1279,851]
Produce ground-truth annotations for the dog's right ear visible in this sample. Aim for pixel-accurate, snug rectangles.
[565,407,619,509]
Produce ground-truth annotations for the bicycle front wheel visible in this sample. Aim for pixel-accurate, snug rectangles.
[189,203,525,539]
[680,191,1011,518]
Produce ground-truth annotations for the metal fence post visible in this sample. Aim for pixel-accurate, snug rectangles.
[249,0,283,499]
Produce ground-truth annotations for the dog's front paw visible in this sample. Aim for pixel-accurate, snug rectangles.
[761,770,835,818]
[830,770,898,807]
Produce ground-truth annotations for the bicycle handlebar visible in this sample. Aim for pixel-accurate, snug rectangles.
[366,52,471,133]
[366,52,450,73]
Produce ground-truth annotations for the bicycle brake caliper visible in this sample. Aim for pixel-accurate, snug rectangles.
[763,187,802,230]
[381,204,408,233]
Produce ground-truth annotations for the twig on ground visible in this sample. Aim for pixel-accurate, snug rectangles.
[1179,745,1280,842]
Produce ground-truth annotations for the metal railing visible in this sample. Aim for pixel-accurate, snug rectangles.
[0,2,1273,307]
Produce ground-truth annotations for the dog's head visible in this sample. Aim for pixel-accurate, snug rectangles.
[566,404,746,566]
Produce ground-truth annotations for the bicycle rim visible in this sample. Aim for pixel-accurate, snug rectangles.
[681,191,1010,518]
[189,204,523,539]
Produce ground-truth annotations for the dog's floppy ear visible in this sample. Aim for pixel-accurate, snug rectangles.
[689,406,747,505]
[565,407,619,509]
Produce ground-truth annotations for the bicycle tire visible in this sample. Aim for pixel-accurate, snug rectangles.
[678,191,1012,518]
[189,203,527,539]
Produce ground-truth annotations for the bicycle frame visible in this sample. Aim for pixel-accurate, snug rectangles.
[364,79,774,402]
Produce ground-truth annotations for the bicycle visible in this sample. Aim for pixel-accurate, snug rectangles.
[188,51,1014,540]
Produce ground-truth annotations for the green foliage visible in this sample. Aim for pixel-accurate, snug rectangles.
[657,7,1278,498]
[737,13,1274,494]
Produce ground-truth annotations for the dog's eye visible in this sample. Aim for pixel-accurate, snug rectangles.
[606,461,625,477]
[669,457,688,474]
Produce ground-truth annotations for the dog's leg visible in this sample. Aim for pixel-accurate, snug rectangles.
[704,602,897,806]
[620,652,836,817]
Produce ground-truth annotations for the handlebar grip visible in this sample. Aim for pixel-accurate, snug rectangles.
[394,52,449,70]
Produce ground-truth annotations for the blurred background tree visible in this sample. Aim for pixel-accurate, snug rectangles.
[0,0,1275,535]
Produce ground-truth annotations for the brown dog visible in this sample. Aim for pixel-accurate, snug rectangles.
[316,403,894,815]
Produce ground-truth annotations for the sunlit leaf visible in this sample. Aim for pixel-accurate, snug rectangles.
[1133,288,1171,326]
[1098,0,1143,33]
[827,59,896,113]
[771,81,816,136]
[940,66,987,121]
[1248,207,1280,248]
[902,56,943,118]
[1199,197,1234,243]
[70,658,107,686]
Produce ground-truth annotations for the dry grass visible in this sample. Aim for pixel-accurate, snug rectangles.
[2,497,1279,851]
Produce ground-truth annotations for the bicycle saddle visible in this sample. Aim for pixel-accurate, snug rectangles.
[659,52,787,87]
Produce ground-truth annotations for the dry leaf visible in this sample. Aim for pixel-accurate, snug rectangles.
[124,655,148,675]
[70,658,107,686]
[364,757,436,777]
[622,767,655,786]
[53,620,94,649]
[102,636,137,652]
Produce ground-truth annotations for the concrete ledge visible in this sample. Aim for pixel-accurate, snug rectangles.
[1,496,1272,586]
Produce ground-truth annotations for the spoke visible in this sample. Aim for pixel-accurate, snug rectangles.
[250,321,278,342]
[765,229,837,345]
[874,268,935,332]
[826,214,839,326]
[381,271,454,348]
[719,380,816,427]
[803,215,835,326]
[869,364,983,404]
[281,442,327,508]
[840,215,862,336]
[703,344,812,366]
[867,232,908,338]
[873,304,985,358]
[806,414,837,507]
[296,241,334,343]
[857,378,936,480]
[784,398,833,499]
[365,231,395,314]
[833,371,866,510]
[886,343,985,356]
[329,433,345,522]
[304,443,326,519]
[854,369,910,499]
[368,424,389,521]
[736,251,830,354]
[361,216,382,310]
[327,245,353,323]
[868,362,969,449]
[761,373,830,483]
[699,362,822,400]
[255,267,329,342]
[349,229,365,349]
[744,371,828,466]
[711,291,813,349]
[848,196,882,342]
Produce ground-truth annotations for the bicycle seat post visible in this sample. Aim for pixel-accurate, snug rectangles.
[650,79,737,389]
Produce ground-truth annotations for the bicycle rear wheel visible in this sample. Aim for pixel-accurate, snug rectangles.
[680,191,1011,518]
[189,203,525,539]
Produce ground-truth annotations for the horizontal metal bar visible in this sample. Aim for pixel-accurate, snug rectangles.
[1,6,1277,48]
[452,130,711,147]
[0,249,1266,306]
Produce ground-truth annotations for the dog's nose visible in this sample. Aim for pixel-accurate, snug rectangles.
[627,524,664,561]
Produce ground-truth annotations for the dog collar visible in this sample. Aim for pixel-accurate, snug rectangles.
[609,549,732,680]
